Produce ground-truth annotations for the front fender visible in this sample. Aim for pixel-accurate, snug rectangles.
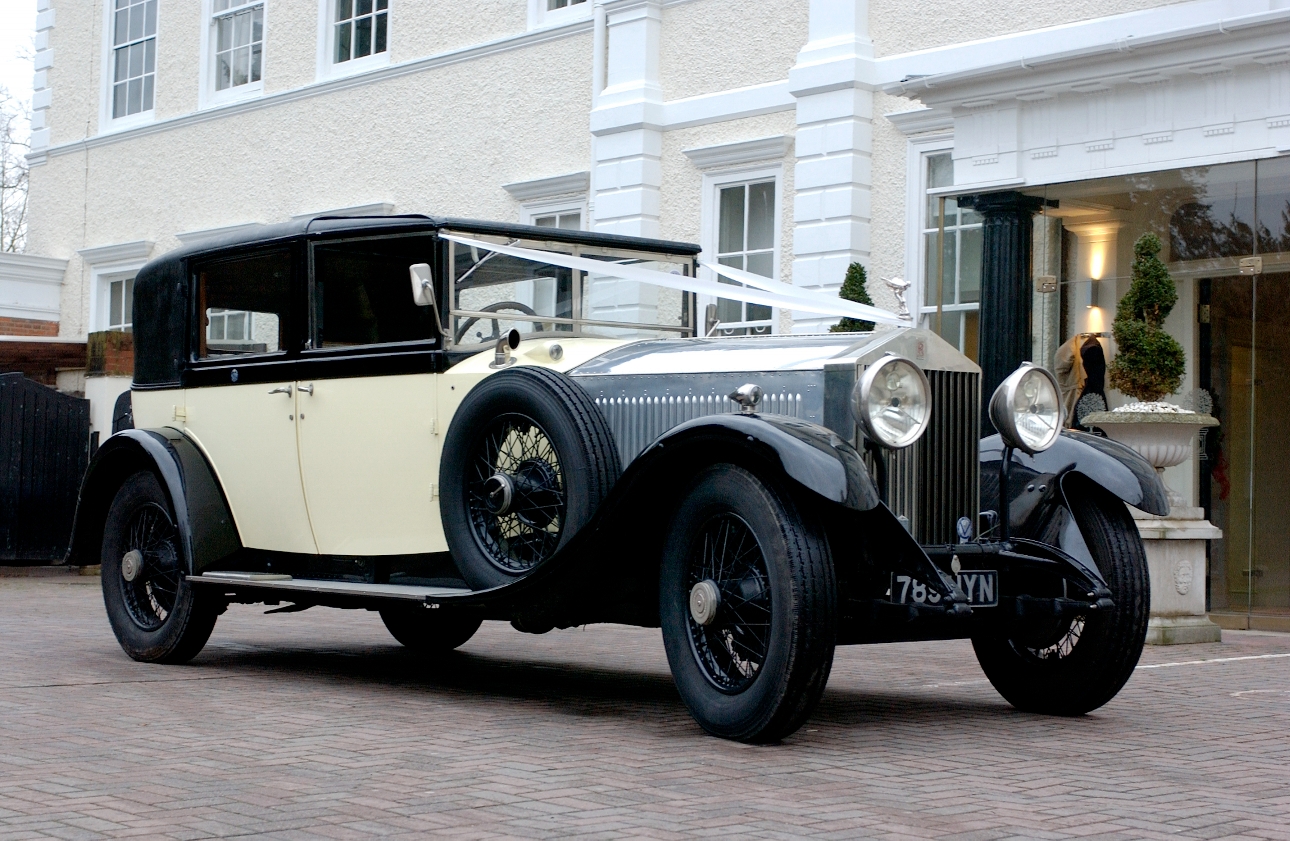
[68,428,241,574]
[650,413,882,511]
[981,429,1169,525]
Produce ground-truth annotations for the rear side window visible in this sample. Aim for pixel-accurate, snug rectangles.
[311,238,439,349]
[195,250,292,359]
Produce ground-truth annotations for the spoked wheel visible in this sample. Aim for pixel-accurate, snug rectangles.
[972,478,1150,715]
[467,414,566,575]
[101,471,220,663]
[441,366,620,590]
[661,464,836,743]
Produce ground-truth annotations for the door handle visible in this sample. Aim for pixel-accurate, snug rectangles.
[299,383,314,396]
[268,385,292,396]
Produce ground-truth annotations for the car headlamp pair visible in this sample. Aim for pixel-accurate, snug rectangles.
[852,356,1062,455]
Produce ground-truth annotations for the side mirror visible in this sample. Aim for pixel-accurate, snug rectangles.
[409,263,435,307]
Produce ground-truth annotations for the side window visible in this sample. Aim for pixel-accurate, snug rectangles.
[111,0,158,119]
[310,239,439,349]
[333,0,388,64]
[195,251,291,359]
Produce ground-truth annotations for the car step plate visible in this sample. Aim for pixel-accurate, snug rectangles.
[191,573,473,601]
[890,571,998,607]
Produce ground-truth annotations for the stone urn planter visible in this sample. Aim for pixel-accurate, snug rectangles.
[1082,408,1222,645]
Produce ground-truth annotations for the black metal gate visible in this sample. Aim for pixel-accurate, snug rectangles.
[0,374,90,563]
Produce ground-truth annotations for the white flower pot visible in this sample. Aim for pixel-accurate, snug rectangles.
[1081,410,1219,510]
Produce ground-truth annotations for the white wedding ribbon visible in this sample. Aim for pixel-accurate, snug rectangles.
[440,232,907,326]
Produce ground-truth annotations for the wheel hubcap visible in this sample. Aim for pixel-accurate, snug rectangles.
[689,579,720,626]
[121,549,143,582]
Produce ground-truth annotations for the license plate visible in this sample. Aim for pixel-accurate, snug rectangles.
[890,571,999,607]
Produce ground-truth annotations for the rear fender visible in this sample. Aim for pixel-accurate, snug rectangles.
[68,428,240,574]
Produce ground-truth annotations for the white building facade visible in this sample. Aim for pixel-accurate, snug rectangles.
[13,0,1290,623]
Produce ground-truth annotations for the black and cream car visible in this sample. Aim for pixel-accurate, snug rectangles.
[71,215,1166,743]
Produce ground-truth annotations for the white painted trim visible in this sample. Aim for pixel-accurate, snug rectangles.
[880,0,1290,97]
[0,335,83,344]
[699,164,784,334]
[904,134,955,323]
[0,253,70,285]
[78,240,155,265]
[503,171,591,202]
[663,81,795,130]
[44,13,593,161]
[98,0,159,135]
[290,202,395,221]
[175,222,264,245]
[198,0,267,111]
[886,107,954,135]
[315,0,392,82]
[88,260,149,334]
[682,135,790,171]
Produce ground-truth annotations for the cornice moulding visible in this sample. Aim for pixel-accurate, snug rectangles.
[78,241,154,266]
[503,172,591,202]
[175,222,265,245]
[0,253,70,284]
[885,107,954,135]
[291,202,395,222]
[682,135,791,170]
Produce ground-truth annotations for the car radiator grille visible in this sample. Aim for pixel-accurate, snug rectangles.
[866,370,981,545]
[593,391,804,466]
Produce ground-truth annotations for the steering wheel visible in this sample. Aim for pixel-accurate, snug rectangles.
[454,301,546,345]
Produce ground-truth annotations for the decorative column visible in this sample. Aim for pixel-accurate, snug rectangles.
[960,191,1044,431]
[788,0,876,332]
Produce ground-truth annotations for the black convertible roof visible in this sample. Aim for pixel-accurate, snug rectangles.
[131,215,701,388]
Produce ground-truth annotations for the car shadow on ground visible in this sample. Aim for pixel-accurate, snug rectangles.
[188,640,1021,736]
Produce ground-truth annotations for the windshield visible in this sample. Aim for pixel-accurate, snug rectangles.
[447,233,696,348]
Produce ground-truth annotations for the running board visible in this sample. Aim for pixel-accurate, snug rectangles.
[190,572,474,603]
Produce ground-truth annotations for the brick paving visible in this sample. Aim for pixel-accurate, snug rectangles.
[1,574,1288,840]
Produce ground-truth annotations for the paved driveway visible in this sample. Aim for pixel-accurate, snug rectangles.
[1,573,1288,840]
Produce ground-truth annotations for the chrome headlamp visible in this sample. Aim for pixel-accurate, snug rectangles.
[851,354,932,449]
[989,363,1062,454]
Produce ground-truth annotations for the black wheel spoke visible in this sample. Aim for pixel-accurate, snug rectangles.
[119,502,181,632]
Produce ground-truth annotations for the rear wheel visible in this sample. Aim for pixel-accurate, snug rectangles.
[972,481,1150,715]
[660,464,836,743]
[379,606,483,652]
[101,471,220,663]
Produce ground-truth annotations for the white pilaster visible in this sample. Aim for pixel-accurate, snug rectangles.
[788,0,876,333]
[588,0,664,326]
[30,0,55,152]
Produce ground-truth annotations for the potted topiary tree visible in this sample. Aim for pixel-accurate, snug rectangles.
[1082,232,1217,511]
[830,262,876,332]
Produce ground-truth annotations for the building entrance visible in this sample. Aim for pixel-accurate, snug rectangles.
[1203,272,1290,616]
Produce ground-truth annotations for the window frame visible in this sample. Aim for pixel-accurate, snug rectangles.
[699,164,783,336]
[90,259,150,334]
[99,0,159,132]
[527,0,593,30]
[304,232,444,359]
[520,199,586,231]
[907,135,983,357]
[188,245,301,366]
[199,0,266,109]
[316,0,391,81]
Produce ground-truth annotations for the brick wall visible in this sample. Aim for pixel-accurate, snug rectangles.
[0,341,87,386]
[0,317,60,338]
[86,331,134,377]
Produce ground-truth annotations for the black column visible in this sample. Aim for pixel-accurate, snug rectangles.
[960,191,1045,434]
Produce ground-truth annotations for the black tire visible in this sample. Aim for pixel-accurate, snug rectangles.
[440,366,620,590]
[379,606,483,652]
[972,482,1150,715]
[101,471,220,664]
[660,464,836,743]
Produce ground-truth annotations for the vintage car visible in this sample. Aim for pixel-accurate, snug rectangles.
[69,215,1165,743]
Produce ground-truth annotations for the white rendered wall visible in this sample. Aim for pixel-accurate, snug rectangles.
[85,375,132,442]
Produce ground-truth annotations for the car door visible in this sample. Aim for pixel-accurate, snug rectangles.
[294,234,446,556]
[181,247,318,555]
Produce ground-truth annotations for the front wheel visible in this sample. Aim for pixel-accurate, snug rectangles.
[101,471,220,663]
[972,479,1150,715]
[660,464,836,743]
